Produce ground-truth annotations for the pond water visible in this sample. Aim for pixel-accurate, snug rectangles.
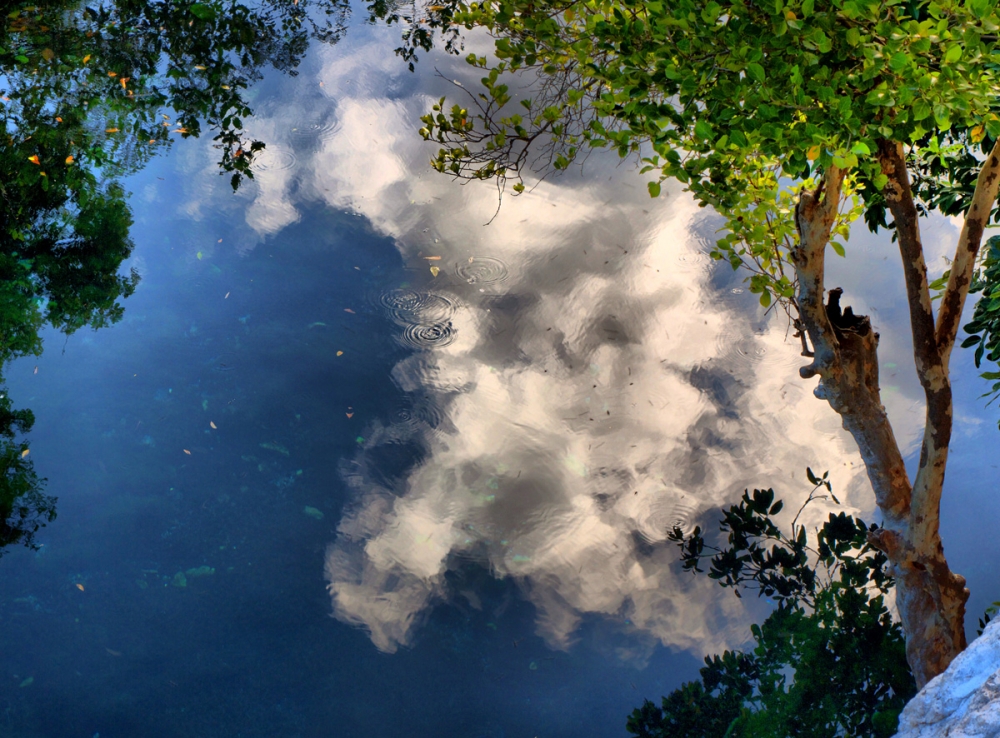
[2,5,1000,738]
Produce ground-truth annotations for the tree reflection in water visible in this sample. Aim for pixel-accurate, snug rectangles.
[0,0,353,556]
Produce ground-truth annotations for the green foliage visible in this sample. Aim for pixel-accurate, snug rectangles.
[629,476,915,738]
[962,235,1000,420]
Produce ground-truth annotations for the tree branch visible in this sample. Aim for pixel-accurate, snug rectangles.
[876,140,941,386]
[936,137,1000,367]
[792,166,845,380]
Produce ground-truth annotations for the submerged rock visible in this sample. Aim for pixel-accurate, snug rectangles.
[894,619,1000,737]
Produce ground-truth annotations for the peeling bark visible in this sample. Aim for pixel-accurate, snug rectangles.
[786,150,1000,687]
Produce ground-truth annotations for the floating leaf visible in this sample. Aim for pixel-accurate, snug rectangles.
[210,421,217,429]
[336,350,344,356]
[82,54,91,64]
[105,127,119,133]
[424,256,442,260]
[346,412,354,419]
[75,583,84,591]
[430,266,441,277]
[27,155,39,165]
[224,292,230,298]
[20,449,29,458]
[65,155,74,164]
[120,77,130,89]
[183,449,191,455]
[344,308,355,314]
[40,48,54,61]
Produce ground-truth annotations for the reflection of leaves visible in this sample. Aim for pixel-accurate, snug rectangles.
[635,479,914,738]
[0,0,358,556]
[0,394,53,557]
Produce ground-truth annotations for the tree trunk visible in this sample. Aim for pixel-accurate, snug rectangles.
[787,143,1000,687]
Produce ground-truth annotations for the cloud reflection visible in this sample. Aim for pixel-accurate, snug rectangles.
[181,27,928,659]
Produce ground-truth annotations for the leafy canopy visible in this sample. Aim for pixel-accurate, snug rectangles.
[629,474,915,738]
[418,0,1000,304]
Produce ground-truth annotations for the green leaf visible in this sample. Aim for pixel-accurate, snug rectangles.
[189,3,217,20]
[944,45,962,63]
[647,180,661,198]
[747,62,765,83]
[889,52,909,71]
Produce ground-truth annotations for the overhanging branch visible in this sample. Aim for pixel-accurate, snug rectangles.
[937,137,1000,367]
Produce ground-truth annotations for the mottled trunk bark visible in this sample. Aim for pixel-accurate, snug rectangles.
[790,141,1000,687]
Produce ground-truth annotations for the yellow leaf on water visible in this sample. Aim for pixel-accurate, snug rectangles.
[336,351,344,357]
[82,54,91,64]
[75,583,84,591]
[20,448,29,458]
[105,127,119,133]
[27,155,39,165]
[183,449,191,455]
[120,77,129,89]
[346,412,354,419]
[107,71,117,77]
[65,155,74,164]
[210,421,217,429]
[429,266,441,277]
[55,116,62,122]
[424,256,442,260]
[195,65,207,70]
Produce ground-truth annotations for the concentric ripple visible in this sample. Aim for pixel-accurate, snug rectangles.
[399,322,456,349]
[249,145,298,175]
[288,119,341,145]
[455,256,510,285]
[379,289,457,326]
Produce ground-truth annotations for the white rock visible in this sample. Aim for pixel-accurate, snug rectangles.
[894,618,1000,737]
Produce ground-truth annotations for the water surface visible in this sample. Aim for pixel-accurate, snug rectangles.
[2,11,999,738]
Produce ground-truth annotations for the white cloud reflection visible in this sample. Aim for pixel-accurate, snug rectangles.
[179,26,929,659]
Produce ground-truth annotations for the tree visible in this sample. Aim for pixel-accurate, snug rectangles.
[629,476,915,738]
[410,0,1000,687]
